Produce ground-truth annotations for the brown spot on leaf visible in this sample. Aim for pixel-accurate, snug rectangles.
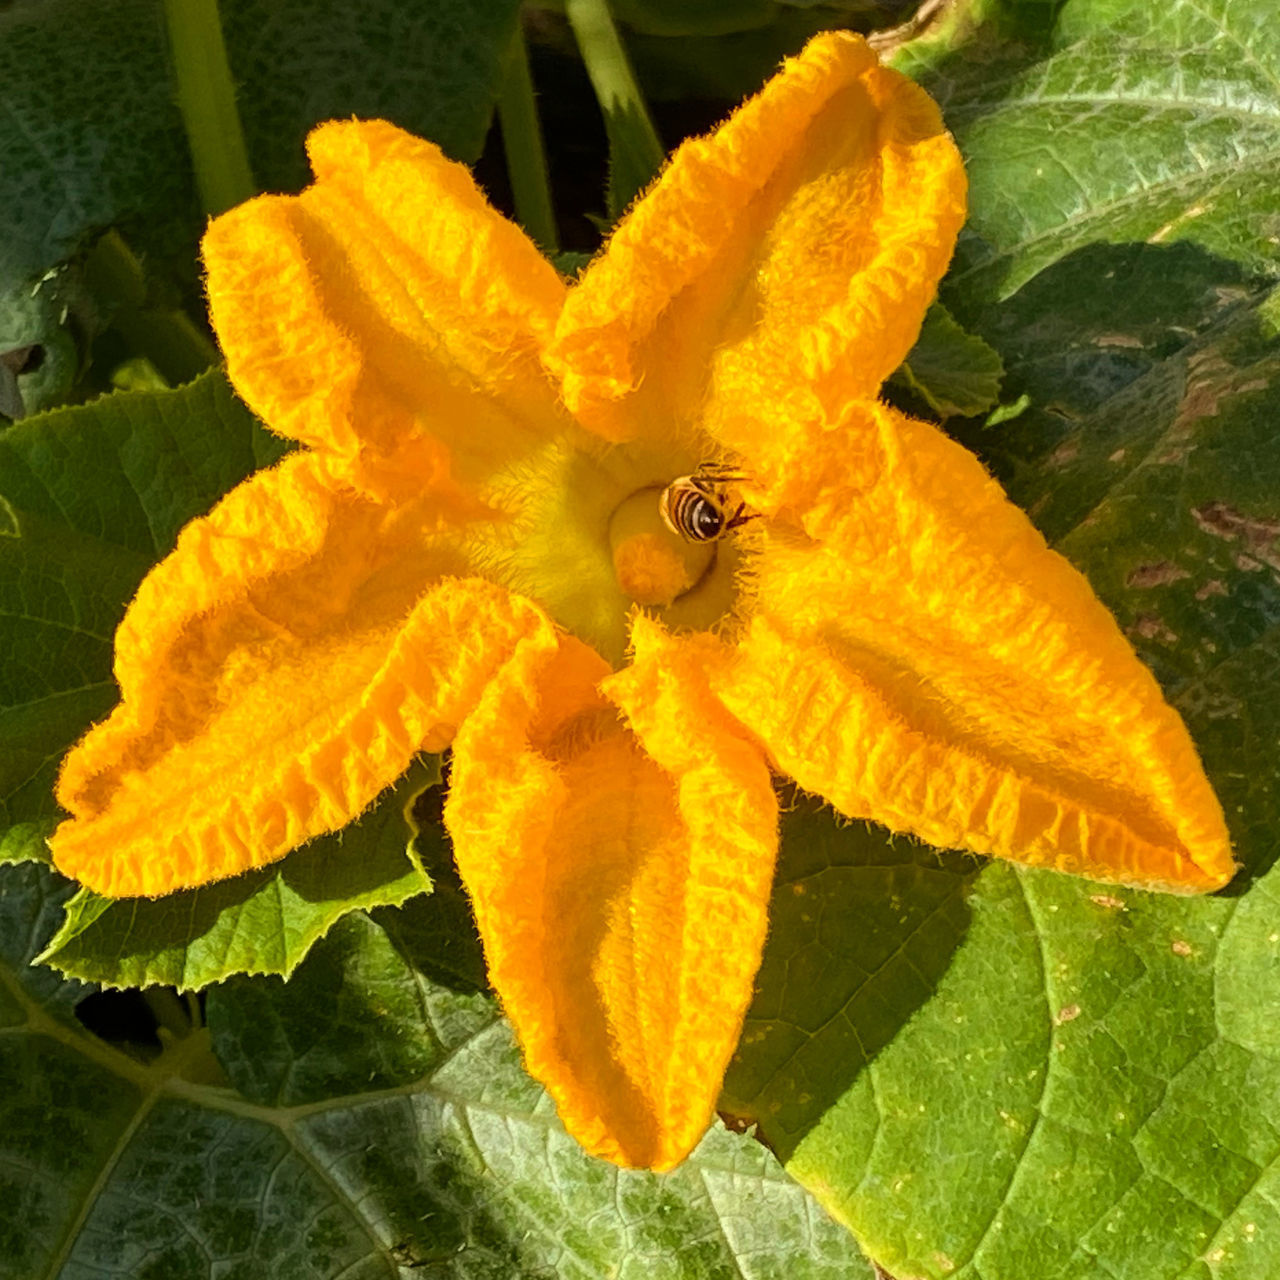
[1055,1003,1082,1025]
[0,344,43,376]
[867,0,953,55]
[1154,349,1236,463]
[1195,579,1228,600]
[1090,893,1127,910]
[1093,333,1145,349]
[1171,939,1193,957]
[1049,440,1080,467]
[1130,614,1179,645]
[1192,500,1280,541]
[1126,561,1190,588]
[1192,501,1280,571]
[1150,204,1207,242]
[1212,284,1252,306]
[1108,448,1128,463]
[717,1110,754,1135]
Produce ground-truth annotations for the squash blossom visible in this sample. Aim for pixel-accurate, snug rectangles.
[49,33,1234,1170]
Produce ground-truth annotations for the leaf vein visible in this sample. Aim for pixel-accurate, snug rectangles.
[954,873,1055,1272]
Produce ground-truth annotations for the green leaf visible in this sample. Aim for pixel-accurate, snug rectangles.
[1,860,875,1278]
[0,271,81,417]
[892,301,1006,419]
[902,0,1280,303]
[204,911,465,1106]
[608,0,779,38]
[0,0,191,297]
[223,0,525,196]
[721,802,980,1154]
[0,859,95,1025]
[946,241,1265,558]
[0,508,142,829]
[0,370,282,830]
[565,0,668,220]
[37,757,437,991]
[620,4,888,102]
[736,259,1280,1274]
[0,820,54,867]
[379,778,491,995]
[0,0,523,297]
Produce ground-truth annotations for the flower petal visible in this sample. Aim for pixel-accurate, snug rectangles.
[545,31,965,448]
[715,400,1235,894]
[446,613,778,1169]
[50,450,554,897]
[204,120,568,500]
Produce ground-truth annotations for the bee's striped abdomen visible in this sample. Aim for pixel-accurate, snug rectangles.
[660,480,724,542]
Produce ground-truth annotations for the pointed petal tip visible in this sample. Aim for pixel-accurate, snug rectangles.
[699,388,1241,902]
[548,28,964,447]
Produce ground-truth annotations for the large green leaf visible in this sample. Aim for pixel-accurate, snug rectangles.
[730,258,1280,1275]
[618,2,898,102]
[0,274,82,416]
[721,810,981,1153]
[0,0,523,412]
[222,0,524,200]
[894,0,1280,304]
[0,0,190,297]
[893,302,1006,419]
[0,860,874,1279]
[0,0,522,296]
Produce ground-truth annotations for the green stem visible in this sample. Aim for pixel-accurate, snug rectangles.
[563,0,665,219]
[84,231,219,385]
[144,987,193,1042]
[162,0,256,216]
[498,22,560,254]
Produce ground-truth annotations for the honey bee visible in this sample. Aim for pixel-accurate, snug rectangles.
[658,464,754,543]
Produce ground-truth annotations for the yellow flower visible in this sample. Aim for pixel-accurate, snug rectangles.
[49,33,1234,1170]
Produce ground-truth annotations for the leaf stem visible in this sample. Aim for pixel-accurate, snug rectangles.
[498,21,560,254]
[563,0,665,219]
[144,986,193,1041]
[83,231,219,384]
[162,0,256,216]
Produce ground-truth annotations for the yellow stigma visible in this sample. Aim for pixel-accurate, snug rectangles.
[609,487,714,608]
[614,533,691,607]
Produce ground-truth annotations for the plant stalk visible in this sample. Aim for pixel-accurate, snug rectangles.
[162,0,256,216]
[563,0,665,219]
[498,21,560,254]
[84,231,219,384]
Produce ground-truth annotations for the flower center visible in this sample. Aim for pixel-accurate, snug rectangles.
[609,487,715,608]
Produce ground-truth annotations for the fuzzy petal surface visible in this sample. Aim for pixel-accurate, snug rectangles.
[50,450,550,897]
[445,614,778,1169]
[545,30,965,450]
[204,119,568,503]
[715,400,1234,893]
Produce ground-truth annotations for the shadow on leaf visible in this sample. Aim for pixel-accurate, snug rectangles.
[721,789,981,1162]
